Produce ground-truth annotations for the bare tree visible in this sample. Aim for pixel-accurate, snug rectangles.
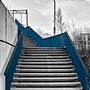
[56,8,63,33]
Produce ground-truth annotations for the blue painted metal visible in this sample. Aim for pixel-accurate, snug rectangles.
[24,27,45,47]
[15,20,65,47]
[15,20,88,89]
[15,20,45,47]
[44,34,65,47]
[4,32,23,90]
[64,32,89,90]
[24,27,65,47]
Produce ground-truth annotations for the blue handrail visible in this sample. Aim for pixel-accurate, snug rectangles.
[15,20,88,89]
[64,32,88,90]
[4,32,23,90]
[15,19,65,47]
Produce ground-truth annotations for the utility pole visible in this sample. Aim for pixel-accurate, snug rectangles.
[26,9,28,26]
[53,0,56,35]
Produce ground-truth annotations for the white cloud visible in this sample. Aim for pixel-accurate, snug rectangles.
[85,0,90,2]
[2,0,90,34]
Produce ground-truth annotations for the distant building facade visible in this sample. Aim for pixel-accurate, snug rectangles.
[74,33,90,51]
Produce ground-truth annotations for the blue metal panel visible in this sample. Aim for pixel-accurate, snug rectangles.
[15,20,45,47]
[15,20,88,89]
[24,27,45,47]
[15,20,65,47]
[64,32,89,90]
[4,32,23,90]
[44,34,65,47]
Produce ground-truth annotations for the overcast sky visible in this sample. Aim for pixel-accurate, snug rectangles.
[2,0,90,35]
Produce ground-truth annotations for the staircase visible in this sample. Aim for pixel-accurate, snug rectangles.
[10,35,83,90]
[23,35,38,47]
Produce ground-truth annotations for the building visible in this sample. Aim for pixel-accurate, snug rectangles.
[74,33,90,51]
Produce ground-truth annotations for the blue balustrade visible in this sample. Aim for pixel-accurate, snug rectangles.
[63,32,88,90]
[4,32,23,90]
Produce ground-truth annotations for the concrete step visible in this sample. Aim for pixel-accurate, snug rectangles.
[21,51,67,54]
[13,77,78,82]
[11,87,83,90]
[11,82,81,88]
[21,53,68,56]
[16,68,75,73]
[23,35,37,47]
[22,47,66,50]
[16,65,74,69]
[20,55,70,59]
[18,61,72,65]
[19,58,71,62]
[22,47,67,50]
[11,37,83,90]
[14,72,77,77]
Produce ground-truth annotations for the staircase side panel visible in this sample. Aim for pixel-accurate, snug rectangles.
[64,32,88,90]
[4,33,23,90]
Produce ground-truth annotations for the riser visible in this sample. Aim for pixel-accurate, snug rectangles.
[19,60,72,64]
[22,48,66,50]
[18,64,72,65]
[16,71,75,73]
[14,73,77,77]
[12,80,78,83]
[19,59,71,62]
[22,49,67,51]
[11,82,81,88]
[18,61,72,65]
[17,67,74,69]
[15,68,75,73]
[16,65,74,69]
[13,77,78,80]
[21,51,67,54]
[21,54,69,56]
[13,77,78,82]
[20,56,70,59]
[11,87,83,90]
[21,52,67,54]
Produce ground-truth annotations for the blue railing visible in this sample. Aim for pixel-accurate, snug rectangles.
[64,32,88,90]
[4,32,23,90]
[15,20,88,90]
[24,27,45,47]
[15,20,46,47]
[15,20,65,47]
[44,34,65,47]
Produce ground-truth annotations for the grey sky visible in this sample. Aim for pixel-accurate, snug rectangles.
[2,0,90,34]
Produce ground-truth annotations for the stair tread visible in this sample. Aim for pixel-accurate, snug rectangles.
[22,48,66,50]
[11,87,82,90]
[13,77,78,82]
[13,77,78,80]
[10,46,82,89]
[11,82,81,86]
[21,53,68,56]
[16,71,75,73]
[18,61,72,65]
[21,51,67,53]
[20,56,69,58]
[16,68,75,72]
[16,65,74,69]
[14,72,77,77]
[16,65,74,67]
[23,47,66,49]
[19,58,71,60]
